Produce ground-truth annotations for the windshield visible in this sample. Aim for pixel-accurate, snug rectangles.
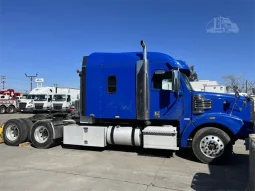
[53,94,66,101]
[181,73,194,91]
[27,95,36,99]
[34,95,47,101]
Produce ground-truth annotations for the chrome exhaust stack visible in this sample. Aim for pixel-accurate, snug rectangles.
[140,40,148,62]
[136,40,150,123]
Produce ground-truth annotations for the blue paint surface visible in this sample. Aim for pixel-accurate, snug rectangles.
[85,52,190,119]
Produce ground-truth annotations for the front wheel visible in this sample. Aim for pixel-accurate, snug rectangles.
[192,127,233,165]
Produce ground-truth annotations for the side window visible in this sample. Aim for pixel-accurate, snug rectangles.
[153,71,173,90]
[67,95,71,102]
[107,76,117,93]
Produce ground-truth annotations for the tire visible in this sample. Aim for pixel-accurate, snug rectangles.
[0,105,6,114]
[30,120,55,149]
[3,119,29,146]
[7,105,16,114]
[192,127,233,165]
[19,118,33,142]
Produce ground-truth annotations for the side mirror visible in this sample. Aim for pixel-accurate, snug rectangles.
[172,69,181,93]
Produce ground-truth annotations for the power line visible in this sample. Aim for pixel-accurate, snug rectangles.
[1,76,6,90]
[25,73,38,91]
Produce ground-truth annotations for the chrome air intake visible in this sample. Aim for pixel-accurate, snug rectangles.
[193,94,212,114]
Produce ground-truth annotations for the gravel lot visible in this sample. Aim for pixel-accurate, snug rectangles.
[0,114,250,191]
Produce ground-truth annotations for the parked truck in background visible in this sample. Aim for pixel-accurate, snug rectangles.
[191,80,228,93]
[19,86,79,113]
[18,94,36,113]
[51,87,80,113]
[2,41,254,165]
[18,87,53,113]
[0,89,21,114]
[33,87,55,113]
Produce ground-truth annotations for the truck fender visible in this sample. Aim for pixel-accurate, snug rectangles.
[50,121,64,139]
[181,113,244,147]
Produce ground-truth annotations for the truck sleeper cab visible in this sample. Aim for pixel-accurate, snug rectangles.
[3,40,254,165]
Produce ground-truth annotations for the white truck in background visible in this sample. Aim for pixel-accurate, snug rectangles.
[19,87,54,113]
[191,80,228,93]
[19,86,80,113]
[51,87,80,113]
[31,87,55,113]
[18,94,36,112]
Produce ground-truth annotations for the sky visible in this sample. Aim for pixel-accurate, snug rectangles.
[0,0,254,93]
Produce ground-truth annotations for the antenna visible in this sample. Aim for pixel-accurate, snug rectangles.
[25,73,38,91]
[1,76,6,90]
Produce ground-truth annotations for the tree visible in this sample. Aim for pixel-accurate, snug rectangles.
[189,65,198,81]
[221,74,255,94]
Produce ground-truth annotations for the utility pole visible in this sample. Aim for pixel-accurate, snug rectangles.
[1,76,6,90]
[53,83,58,93]
[25,73,38,91]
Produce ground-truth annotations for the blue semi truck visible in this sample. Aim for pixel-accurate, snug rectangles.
[3,40,255,164]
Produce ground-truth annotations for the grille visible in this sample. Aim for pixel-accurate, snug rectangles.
[19,103,27,109]
[193,94,212,114]
[35,103,43,110]
[53,104,63,110]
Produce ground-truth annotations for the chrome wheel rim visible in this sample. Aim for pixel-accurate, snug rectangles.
[200,135,224,158]
[34,126,49,143]
[6,124,19,141]
[9,107,14,113]
[0,107,5,113]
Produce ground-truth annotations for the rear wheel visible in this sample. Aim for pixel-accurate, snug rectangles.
[7,105,16,114]
[30,120,55,149]
[192,127,233,165]
[0,106,6,114]
[3,119,29,146]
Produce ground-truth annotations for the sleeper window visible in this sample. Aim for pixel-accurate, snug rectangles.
[108,76,117,93]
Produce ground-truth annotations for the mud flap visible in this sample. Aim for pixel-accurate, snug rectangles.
[0,124,4,143]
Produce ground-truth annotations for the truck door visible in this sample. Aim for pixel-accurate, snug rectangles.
[149,69,184,120]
